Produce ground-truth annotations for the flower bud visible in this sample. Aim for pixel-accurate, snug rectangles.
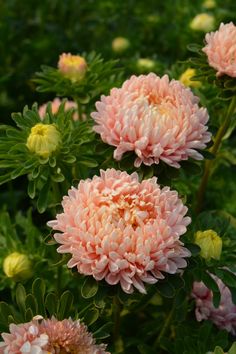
[202,0,216,9]
[195,229,222,260]
[112,37,130,53]
[179,68,201,88]
[136,58,155,72]
[58,53,87,82]
[26,123,61,158]
[190,13,215,32]
[3,252,33,281]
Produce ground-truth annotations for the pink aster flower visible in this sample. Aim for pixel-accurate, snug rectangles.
[192,274,236,334]
[48,168,191,294]
[91,74,211,168]
[39,316,109,354]
[202,22,236,77]
[0,320,48,354]
[38,97,79,121]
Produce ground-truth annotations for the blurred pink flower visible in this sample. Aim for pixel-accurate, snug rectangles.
[91,74,210,168]
[192,274,236,334]
[48,168,191,294]
[202,22,236,77]
[0,321,48,354]
[40,317,109,354]
[38,97,79,121]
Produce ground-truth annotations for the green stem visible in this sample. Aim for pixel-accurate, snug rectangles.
[113,295,122,352]
[195,95,236,214]
[154,306,174,348]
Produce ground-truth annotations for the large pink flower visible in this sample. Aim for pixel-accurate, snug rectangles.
[91,74,210,168]
[192,274,236,334]
[48,169,191,294]
[0,320,48,354]
[202,22,236,77]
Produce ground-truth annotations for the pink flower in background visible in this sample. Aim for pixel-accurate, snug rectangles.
[91,74,210,168]
[48,169,191,294]
[39,97,79,121]
[192,274,236,334]
[0,321,48,353]
[202,22,236,78]
[40,317,109,354]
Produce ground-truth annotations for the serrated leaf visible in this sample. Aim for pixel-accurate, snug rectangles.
[81,277,98,299]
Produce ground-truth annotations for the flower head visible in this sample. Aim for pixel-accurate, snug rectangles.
[202,0,216,9]
[136,58,155,72]
[39,98,79,121]
[202,22,236,78]
[190,13,215,32]
[195,229,222,260]
[3,252,33,281]
[40,317,109,354]
[192,273,236,334]
[26,123,61,158]
[179,68,201,88]
[112,37,130,53]
[0,321,48,354]
[48,168,191,294]
[58,53,87,82]
[91,74,211,168]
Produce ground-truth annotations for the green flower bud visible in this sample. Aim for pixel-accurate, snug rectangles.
[195,229,222,260]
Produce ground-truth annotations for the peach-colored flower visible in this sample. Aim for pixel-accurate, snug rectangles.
[0,321,48,353]
[202,22,236,78]
[48,169,191,294]
[40,317,109,354]
[58,53,87,82]
[91,74,211,168]
[39,98,79,121]
[192,274,236,334]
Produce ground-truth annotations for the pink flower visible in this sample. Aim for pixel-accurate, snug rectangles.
[48,168,191,294]
[202,22,236,77]
[38,97,79,121]
[91,74,211,168]
[39,317,109,354]
[0,321,48,354]
[192,274,236,334]
[0,317,109,354]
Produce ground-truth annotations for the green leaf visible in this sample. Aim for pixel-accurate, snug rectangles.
[213,347,225,354]
[25,308,34,322]
[57,291,74,320]
[201,272,221,307]
[25,294,38,316]
[45,293,58,317]
[228,343,236,354]
[28,179,36,199]
[81,277,99,299]
[157,280,175,298]
[82,308,99,326]
[93,322,112,339]
[32,278,46,316]
[15,284,26,314]
[37,181,51,213]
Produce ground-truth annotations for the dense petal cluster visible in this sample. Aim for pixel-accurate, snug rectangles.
[202,22,236,78]
[192,274,236,334]
[58,53,87,82]
[48,169,191,294]
[0,317,109,354]
[39,97,79,121]
[91,74,210,168]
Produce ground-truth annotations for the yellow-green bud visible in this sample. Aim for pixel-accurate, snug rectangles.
[195,230,222,260]
[3,252,33,281]
[136,58,155,72]
[26,123,61,158]
[112,37,130,53]
[58,53,87,82]
[190,13,215,32]
[179,68,202,88]
[202,0,216,9]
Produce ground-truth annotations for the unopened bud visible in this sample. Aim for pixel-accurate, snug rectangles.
[3,252,33,281]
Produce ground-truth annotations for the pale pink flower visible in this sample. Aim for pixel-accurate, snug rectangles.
[0,321,48,354]
[40,317,109,354]
[202,22,236,77]
[38,97,79,121]
[192,274,236,334]
[48,168,191,294]
[91,74,211,168]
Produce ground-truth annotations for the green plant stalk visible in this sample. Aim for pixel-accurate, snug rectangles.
[196,95,236,214]
[112,295,122,352]
[154,305,174,348]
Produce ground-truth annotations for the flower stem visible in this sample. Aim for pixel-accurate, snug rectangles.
[112,295,122,352]
[195,95,236,214]
[154,305,174,348]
